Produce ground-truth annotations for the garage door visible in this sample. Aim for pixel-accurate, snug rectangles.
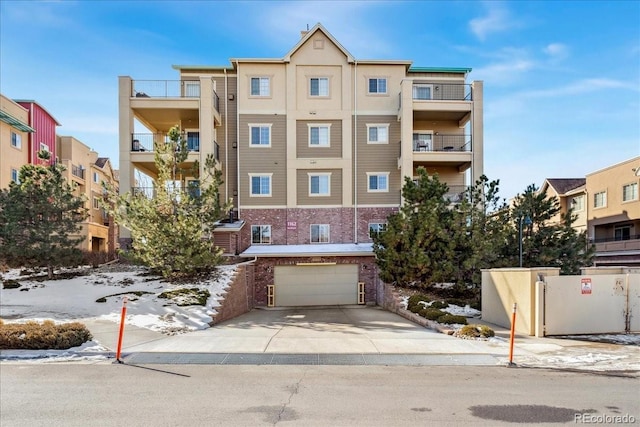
[274,265,358,306]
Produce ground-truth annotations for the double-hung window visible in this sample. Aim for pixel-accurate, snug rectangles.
[93,172,99,183]
[571,195,585,212]
[367,125,389,144]
[187,131,200,151]
[10,132,21,149]
[309,173,330,196]
[367,172,389,192]
[249,174,272,197]
[10,168,19,184]
[369,223,387,238]
[249,125,271,147]
[92,197,100,209]
[413,84,433,100]
[251,225,272,244]
[368,78,387,94]
[311,224,330,243]
[309,124,330,147]
[623,183,638,202]
[250,77,270,97]
[594,191,607,208]
[310,77,329,96]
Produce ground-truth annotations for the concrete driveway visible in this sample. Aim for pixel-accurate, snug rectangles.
[118,306,499,355]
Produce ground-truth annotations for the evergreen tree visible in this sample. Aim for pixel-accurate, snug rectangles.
[103,126,230,278]
[0,151,87,278]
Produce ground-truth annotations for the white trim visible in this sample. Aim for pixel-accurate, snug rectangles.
[366,172,390,192]
[307,123,331,147]
[249,76,271,97]
[309,77,330,97]
[368,222,388,238]
[248,173,273,197]
[308,172,331,196]
[622,182,638,202]
[366,124,389,144]
[310,224,330,243]
[248,123,273,147]
[413,130,434,152]
[593,190,607,209]
[251,224,272,244]
[413,83,434,100]
[366,77,389,95]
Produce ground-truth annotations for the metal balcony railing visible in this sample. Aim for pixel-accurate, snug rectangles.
[591,234,640,244]
[71,164,85,179]
[131,80,219,112]
[413,134,471,152]
[412,83,472,101]
[444,185,469,204]
[131,133,202,153]
[131,185,201,199]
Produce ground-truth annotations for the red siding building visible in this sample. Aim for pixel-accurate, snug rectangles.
[15,100,60,165]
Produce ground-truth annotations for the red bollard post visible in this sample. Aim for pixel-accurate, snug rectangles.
[508,302,517,367]
[115,296,128,363]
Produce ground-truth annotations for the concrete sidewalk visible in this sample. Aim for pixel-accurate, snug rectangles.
[79,307,640,371]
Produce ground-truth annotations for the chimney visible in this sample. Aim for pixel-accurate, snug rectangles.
[300,30,309,38]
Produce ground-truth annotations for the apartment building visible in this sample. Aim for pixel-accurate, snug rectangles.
[539,178,587,232]
[118,24,484,306]
[57,136,119,255]
[13,99,60,165]
[0,95,33,189]
[587,157,640,266]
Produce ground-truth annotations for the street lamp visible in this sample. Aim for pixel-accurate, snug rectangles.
[519,215,532,268]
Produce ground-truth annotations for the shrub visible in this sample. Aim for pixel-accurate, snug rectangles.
[2,279,21,289]
[445,298,468,307]
[437,313,468,325]
[421,308,446,321]
[407,294,430,313]
[429,300,449,309]
[456,324,495,339]
[0,320,92,350]
[158,288,210,306]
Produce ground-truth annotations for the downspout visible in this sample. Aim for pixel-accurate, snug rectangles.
[224,68,229,202]
[235,60,241,218]
[353,60,358,243]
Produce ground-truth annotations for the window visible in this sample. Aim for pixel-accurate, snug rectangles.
[368,78,387,94]
[413,132,433,151]
[187,131,200,151]
[184,81,200,97]
[40,142,49,152]
[250,77,270,97]
[367,173,389,192]
[594,191,607,208]
[571,195,585,212]
[309,125,330,146]
[413,84,433,100]
[309,173,330,196]
[10,132,21,149]
[249,125,271,147]
[251,225,272,244]
[614,225,631,241]
[311,224,330,243]
[249,174,272,196]
[367,125,389,144]
[623,183,638,202]
[93,172,99,183]
[10,168,19,183]
[92,197,100,209]
[310,77,329,96]
[187,180,200,198]
[369,223,387,238]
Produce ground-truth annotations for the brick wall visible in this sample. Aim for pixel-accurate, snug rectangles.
[210,264,253,325]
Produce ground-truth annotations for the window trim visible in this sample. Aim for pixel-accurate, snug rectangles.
[248,124,272,147]
[307,123,331,147]
[413,130,434,152]
[309,77,330,97]
[10,132,21,149]
[39,142,49,152]
[93,171,100,184]
[92,196,100,209]
[366,124,390,144]
[310,224,330,243]
[248,173,273,197]
[593,190,607,209]
[368,222,387,238]
[308,173,331,197]
[622,182,638,202]
[251,225,272,245]
[367,77,388,95]
[249,76,271,97]
[367,172,390,193]
[571,195,585,212]
[413,83,434,100]
[10,168,19,184]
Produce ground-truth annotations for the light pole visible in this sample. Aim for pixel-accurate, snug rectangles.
[519,215,532,268]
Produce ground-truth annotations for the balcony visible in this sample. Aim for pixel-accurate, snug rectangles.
[131,133,202,153]
[444,185,469,204]
[410,83,472,122]
[413,134,471,153]
[71,164,85,180]
[592,235,640,253]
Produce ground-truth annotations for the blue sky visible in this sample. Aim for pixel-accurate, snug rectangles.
[1,1,638,199]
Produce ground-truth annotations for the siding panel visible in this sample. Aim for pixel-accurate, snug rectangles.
[296,119,342,158]
[296,169,342,205]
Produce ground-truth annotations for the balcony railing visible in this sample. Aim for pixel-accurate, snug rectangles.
[131,133,202,153]
[412,83,472,101]
[71,164,85,179]
[131,185,201,199]
[413,134,471,152]
[592,235,640,253]
[444,185,469,204]
[131,79,219,111]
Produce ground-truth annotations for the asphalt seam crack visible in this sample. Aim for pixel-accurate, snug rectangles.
[274,369,306,425]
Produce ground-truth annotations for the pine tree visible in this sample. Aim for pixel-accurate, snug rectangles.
[103,126,230,278]
[0,151,87,278]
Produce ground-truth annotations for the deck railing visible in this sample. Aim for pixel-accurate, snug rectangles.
[413,134,471,152]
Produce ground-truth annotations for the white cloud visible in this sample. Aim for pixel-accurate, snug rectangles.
[543,43,569,60]
[469,3,518,41]
[524,78,636,98]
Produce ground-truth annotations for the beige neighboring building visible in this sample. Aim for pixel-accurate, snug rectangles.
[586,156,640,266]
[0,94,33,188]
[118,23,484,307]
[57,136,119,255]
[539,178,587,232]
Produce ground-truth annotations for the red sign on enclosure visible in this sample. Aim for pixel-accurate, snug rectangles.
[581,278,592,295]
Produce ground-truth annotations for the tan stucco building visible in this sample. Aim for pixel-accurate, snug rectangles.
[539,178,587,233]
[118,24,484,307]
[0,95,32,189]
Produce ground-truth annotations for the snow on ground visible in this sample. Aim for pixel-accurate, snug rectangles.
[0,264,236,335]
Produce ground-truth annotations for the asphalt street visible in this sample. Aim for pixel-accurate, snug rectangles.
[1,364,638,426]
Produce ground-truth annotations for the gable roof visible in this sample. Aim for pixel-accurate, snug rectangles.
[284,23,354,63]
[95,157,109,168]
[542,178,586,196]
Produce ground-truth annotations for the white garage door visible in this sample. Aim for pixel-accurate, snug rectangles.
[274,265,358,306]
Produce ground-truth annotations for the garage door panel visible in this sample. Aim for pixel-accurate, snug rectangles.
[274,265,358,306]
